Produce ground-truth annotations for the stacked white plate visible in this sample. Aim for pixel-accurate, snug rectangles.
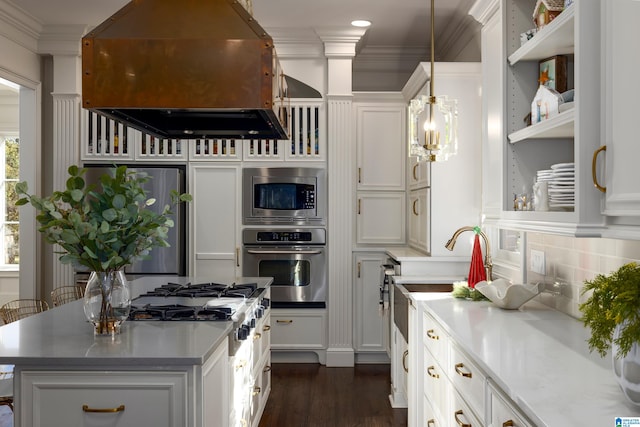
[536,169,554,183]
[548,162,575,210]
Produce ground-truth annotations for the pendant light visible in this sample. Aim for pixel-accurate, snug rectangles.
[409,0,459,162]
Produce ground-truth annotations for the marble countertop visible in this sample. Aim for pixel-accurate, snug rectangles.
[0,276,271,367]
[413,294,640,425]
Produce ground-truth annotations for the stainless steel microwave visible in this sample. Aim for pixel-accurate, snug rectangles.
[242,167,326,225]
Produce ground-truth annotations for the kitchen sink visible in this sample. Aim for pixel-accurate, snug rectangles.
[401,283,453,293]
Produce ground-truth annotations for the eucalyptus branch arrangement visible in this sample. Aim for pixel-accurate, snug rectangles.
[16,165,192,272]
[579,262,640,358]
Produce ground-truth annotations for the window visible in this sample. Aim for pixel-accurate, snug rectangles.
[0,135,19,267]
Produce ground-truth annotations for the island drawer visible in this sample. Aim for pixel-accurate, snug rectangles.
[19,370,187,427]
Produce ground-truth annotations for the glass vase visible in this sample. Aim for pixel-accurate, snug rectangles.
[83,270,131,336]
[612,323,640,406]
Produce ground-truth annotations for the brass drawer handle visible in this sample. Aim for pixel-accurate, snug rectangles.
[82,404,125,413]
[263,325,271,331]
[592,145,606,192]
[253,332,262,340]
[426,329,439,340]
[503,421,514,427]
[454,410,471,427]
[276,319,293,324]
[252,386,261,396]
[454,362,472,378]
[263,365,272,373]
[413,163,419,181]
[427,366,439,379]
[412,199,419,215]
[427,419,436,427]
[402,350,409,373]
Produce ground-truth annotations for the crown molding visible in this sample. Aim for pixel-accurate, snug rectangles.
[0,0,41,52]
[38,24,87,56]
[468,0,500,25]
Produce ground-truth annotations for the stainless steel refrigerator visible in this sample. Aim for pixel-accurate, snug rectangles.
[83,165,187,276]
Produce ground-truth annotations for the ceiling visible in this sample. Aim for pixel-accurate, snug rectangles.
[3,0,480,91]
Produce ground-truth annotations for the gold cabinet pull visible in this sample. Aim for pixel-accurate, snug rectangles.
[358,167,362,183]
[357,262,361,278]
[82,404,125,413]
[503,421,514,427]
[357,198,361,214]
[252,386,261,396]
[402,350,409,373]
[236,247,240,267]
[412,199,419,216]
[454,410,471,427]
[413,163,419,181]
[427,419,436,427]
[263,365,272,373]
[592,145,606,193]
[276,319,293,324]
[253,332,262,340]
[426,329,439,340]
[427,366,439,379]
[235,359,247,370]
[454,362,472,378]
[263,325,271,332]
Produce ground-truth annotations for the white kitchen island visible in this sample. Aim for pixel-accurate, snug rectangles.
[406,290,640,426]
[0,275,272,427]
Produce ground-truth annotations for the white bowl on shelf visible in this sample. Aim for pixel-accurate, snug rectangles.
[475,279,544,310]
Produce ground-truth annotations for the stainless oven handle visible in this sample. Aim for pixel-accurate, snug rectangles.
[246,249,323,255]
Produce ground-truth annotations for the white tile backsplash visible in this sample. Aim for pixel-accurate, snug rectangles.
[525,232,640,319]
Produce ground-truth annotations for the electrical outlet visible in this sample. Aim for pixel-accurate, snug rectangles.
[531,249,546,275]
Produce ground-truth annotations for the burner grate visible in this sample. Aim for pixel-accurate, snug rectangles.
[129,304,233,321]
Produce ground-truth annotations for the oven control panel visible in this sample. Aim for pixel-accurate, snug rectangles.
[256,231,313,242]
[243,228,326,245]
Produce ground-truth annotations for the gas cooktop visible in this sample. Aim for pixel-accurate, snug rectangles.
[129,281,261,322]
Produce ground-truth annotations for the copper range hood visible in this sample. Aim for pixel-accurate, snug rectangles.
[82,0,288,140]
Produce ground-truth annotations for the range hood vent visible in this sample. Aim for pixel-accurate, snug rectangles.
[82,0,289,140]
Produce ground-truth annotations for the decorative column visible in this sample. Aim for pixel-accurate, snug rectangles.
[38,25,86,288]
[318,29,366,367]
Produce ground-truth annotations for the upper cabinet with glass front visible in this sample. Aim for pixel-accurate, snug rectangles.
[473,0,605,236]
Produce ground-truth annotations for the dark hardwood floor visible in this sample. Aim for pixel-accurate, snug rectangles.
[259,363,407,427]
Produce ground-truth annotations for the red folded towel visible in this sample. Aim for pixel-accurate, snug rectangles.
[467,234,487,288]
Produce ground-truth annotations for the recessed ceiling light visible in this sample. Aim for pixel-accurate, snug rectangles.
[351,20,371,28]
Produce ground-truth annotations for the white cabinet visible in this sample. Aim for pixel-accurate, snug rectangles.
[598,0,640,234]
[270,308,327,363]
[356,191,406,245]
[190,164,241,282]
[354,94,407,245]
[410,305,538,427]
[20,370,188,426]
[488,380,534,427]
[202,338,230,427]
[355,101,406,191]
[472,0,604,236]
[353,253,389,356]
[408,188,430,253]
[415,311,485,427]
[390,323,408,408]
[408,156,429,191]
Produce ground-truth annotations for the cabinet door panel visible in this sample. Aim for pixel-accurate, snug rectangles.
[356,104,406,191]
[603,0,640,216]
[21,371,187,427]
[356,192,406,244]
[190,165,240,279]
[354,253,389,352]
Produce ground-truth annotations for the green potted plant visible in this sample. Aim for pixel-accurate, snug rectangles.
[16,165,191,335]
[579,262,640,405]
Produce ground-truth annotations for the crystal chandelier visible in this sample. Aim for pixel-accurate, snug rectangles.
[409,0,459,162]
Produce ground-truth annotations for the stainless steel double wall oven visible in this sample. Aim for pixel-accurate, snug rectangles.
[242,167,327,308]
